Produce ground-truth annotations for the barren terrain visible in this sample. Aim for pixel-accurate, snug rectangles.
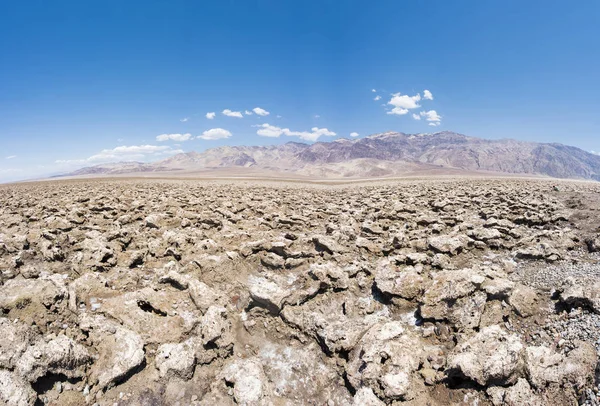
[1,177,600,406]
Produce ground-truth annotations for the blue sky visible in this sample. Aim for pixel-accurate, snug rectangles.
[1,0,599,182]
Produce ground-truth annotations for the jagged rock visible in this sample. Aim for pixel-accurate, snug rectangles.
[447,325,525,386]
[281,292,389,354]
[375,266,427,300]
[0,276,65,312]
[0,319,35,369]
[0,370,36,406]
[260,252,285,269]
[80,233,116,270]
[525,342,597,389]
[308,262,350,290]
[482,277,515,299]
[352,387,385,406]
[508,284,539,317]
[258,342,352,404]
[421,291,487,331]
[312,235,349,254]
[469,227,503,242]
[559,278,600,313]
[585,235,600,253]
[99,287,193,344]
[248,271,317,314]
[347,321,426,401]
[220,358,271,405]
[200,306,231,348]
[155,338,196,379]
[487,378,543,406]
[427,235,465,256]
[80,315,145,392]
[16,335,92,383]
[422,269,485,304]
[188,279,220,313]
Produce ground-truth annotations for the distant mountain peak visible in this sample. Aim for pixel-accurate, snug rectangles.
[58,131,600,181]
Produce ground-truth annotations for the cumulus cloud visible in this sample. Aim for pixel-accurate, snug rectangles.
[222,109,243,118]
[198,128,232,140]
[387,92,421,115]
[255,124,336,142]
[420,110,442,123]
[350,132,359,137]
[56,145,183,165]
[412,113,421,120]
[423,90,434,100]
[252,107,270,116]
[156,133,193,142]
[180,117,189,122]
[5,155,16,159]
[256,124,284,138]
[206,112,216,119]
[374,95,381,101]
[245,110,253,115]
[372,89,377,93]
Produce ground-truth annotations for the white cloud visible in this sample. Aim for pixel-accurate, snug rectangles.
[255,124,336,142]
[206,112,216,120]
[371,89,376,93]
[252,107,270,116]
[56,145,183,165]
[245,110,253,115]
[222,109,243,118]
[256,123,284,138]
[199,128,232,140]
[412,113,421,120]
[350,132,359,137]
[429,123,441,127]
[387,92,421,115]
[423,90,433,100]
[388,108,408,115]
[5,155,16,159]
[374,95,381,101]
[156,133,193,142]
[180,117,189,122]
[420,110,442,123]
[591,150,599,155]
[276,115,282,118]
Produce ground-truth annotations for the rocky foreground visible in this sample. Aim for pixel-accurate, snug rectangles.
[1,178,600,406]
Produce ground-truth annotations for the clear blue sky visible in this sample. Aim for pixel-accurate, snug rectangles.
[1,0,599,181]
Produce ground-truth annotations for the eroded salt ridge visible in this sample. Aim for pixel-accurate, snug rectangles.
[0,178,599,406]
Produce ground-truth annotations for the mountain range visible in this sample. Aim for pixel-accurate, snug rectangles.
[61,131,600,180]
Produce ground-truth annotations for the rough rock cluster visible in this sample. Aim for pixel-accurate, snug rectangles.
[0,178,599,405]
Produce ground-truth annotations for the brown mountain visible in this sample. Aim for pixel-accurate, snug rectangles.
[61,131,600,180]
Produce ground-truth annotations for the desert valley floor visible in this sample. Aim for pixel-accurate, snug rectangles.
[1,177,600,406]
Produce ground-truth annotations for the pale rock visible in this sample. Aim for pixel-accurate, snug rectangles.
[508,284,539,317]
[0,370,36,406]
[155,338,196,379]
[447,325,524,386]
[220,358,270,405]
[80,314,145,392]
[427,235,465,256]
[16,335,92,382]
[352,387,385,406]
[487,378,543,406]
[347,321,425,401]
[375,265,427,300]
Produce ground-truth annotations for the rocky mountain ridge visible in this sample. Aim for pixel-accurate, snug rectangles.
[62,131,600,180]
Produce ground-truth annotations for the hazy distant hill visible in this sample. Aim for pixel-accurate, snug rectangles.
[59,132,600,180]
